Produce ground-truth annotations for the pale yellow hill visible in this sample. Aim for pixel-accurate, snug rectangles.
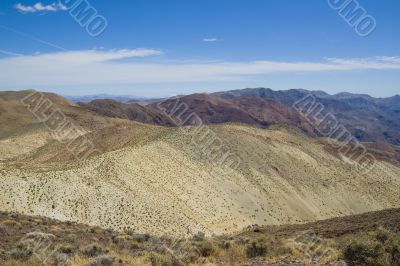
[0,123,399,237]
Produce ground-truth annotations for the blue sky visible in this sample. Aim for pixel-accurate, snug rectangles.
[0,0,399,97]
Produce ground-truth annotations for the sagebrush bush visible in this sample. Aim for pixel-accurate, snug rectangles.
[82,243,104,257]
[390,245,400,266]
[0,222,7,233]
[387,234,400,265]
[343,241,377,266]
[219,240,231,250]
[235,237,249,245]
[58,243,74,254]
[8,244,33,261]
[246,238,268,258]
[193,231,205,242]
[376,228,390,244]
[197,240,215,257]
[149,252,180,266]
[112,234,133,249]
[133,233,150,243]
[88,255,115,266]
[343,229,400,266]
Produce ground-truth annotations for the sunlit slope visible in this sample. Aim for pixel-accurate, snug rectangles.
[0,90,152,161]
[0,124,399,236]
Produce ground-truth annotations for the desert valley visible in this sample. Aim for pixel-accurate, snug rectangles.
[0,88,399,265]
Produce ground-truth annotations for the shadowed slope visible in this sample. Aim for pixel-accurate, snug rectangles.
[214,88,400,145]
[152,93,261,125]
[229,96,317,136]
[79,99,175,126]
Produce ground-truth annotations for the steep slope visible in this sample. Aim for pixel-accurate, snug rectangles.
[0,90,76,139]
[229,96,317,136]
[79,99,175,126]
[0,91,142,161]
[0,90,129,135]
[152,93,261,125]
[1,123,399,237]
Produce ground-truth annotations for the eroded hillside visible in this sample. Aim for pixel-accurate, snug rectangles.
[1,121,399,236]
[0,90,399,237]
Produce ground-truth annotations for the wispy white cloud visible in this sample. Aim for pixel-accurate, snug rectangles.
[203,38,219,42]
[15,2,67,13]
[324,57,400,69]
[0,49,23,56]
[34,49,163,64]
[0,50,399,88]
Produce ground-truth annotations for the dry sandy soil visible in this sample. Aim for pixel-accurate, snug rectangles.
[1,123,399,237]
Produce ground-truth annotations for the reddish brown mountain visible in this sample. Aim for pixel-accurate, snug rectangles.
[151,94,318,136]
[214,88,400,145]
[79,99,175,126]
[229,96,317,136]
[152,93,261,125]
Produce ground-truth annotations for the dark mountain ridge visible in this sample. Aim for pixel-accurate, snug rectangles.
[213,88,400,145]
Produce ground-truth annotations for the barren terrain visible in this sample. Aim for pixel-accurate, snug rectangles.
[0,90,399,238]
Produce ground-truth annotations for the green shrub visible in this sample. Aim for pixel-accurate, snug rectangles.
[246,238,268,258]
[376,229,390,244]
[388,236,400,265]
[343,230,400,266]
[343,241,385,266]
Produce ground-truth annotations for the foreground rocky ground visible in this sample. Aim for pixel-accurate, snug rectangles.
[1,208,399,265]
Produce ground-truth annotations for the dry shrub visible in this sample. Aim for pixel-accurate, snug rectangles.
[82,243,104,257]
[149,252,175,266]
[133,233,150,243]
[8,244,33,261]
[246,238,268,258]
[88,255,115,266]
[192,232,205,242]
[2,219,16,227]
[196,240,215,257]
[58,243,75,254]
[218,238,232,250]
[343,229,400,266]
[0,222,7,233]
[8,231,56,261]
[235,236,249,245]
[111,234,132,249]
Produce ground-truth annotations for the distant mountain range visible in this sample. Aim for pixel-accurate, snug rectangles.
[65,94,151,103]
[73,88,400,145]
[214,88,400,145]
